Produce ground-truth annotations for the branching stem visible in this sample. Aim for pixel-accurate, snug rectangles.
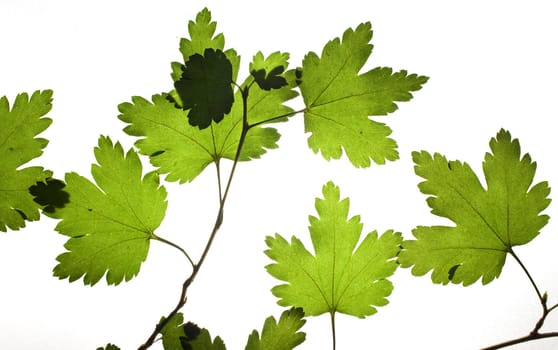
[481,332,558,350]
[137,85,252,350]
[481,249,558,349]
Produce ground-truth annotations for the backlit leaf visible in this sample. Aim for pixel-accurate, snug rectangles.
[300,23,428,167]
[265,182,401,318]
[399,129,551,285]
[245,308,306,350]
[0,90,53,231]
[49,136,168,285]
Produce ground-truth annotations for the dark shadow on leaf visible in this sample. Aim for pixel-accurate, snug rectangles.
[29,177,70,213]
[180,322,202,350]
[448,264,461,281]
[295,67,303,86]
[150,150,165,157]
[174,48,234,129]
[15,209,28,220]
[251,65,288,91]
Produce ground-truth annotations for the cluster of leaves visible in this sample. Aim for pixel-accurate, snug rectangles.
[97,308,305,350]
[3,6,556,350]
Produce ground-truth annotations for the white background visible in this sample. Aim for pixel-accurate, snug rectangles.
[1,0,558,349]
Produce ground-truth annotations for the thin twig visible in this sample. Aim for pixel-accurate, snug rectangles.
[137,85,252,350]
[481,332,558,350]
[480,249,558,349]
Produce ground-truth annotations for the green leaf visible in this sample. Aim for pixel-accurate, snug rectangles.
[181,324,226,350]
[119,73,296,183]
[0,90,53,231]
[179,8,225,65]
[398,129,551,286]
[161,313,189,350]
[174,48,234,129]
[49,136,168,285]
[171,8,240,89]
[122,10,296,183]
[161,313,226,350]
[299,23,428,167]
[265,181,401,318]
[245,308,306,350]
[250,52,289,91]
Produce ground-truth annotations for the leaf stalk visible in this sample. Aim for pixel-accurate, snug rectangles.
[481,249,558,349]
[151,234,195,268]
[330,311,337,350]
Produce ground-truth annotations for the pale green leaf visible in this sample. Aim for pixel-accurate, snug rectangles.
[300,23,428,167]
[265,182,401,318]
[119,67,297,183]
[172,8,240,84]
[50,136,167,285]
[0,90,53,231]
[161,313,187,350]
[399,129,551,285]
[245,308,306,350]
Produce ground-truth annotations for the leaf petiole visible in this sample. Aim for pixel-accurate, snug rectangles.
[138,84,252,350]
[330,311,337,350]
[481,249,558,349]
[151,234,195,268]
[509,249,545,309]
[247,108,306,129]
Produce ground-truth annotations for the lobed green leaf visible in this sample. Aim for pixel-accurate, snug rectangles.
[50,136,168,285]
[161,313,226,350]
[265,182,401,318]
[250,51,289,91]
[399,129,551,285]
[122,10,297,183]
[299,23,428,167]
[0,90,53,231]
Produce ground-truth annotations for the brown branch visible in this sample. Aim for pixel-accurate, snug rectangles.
[137,86,251,350]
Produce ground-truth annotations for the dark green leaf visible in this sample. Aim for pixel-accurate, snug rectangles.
[29,178,69,213]
[174,48,233,129]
